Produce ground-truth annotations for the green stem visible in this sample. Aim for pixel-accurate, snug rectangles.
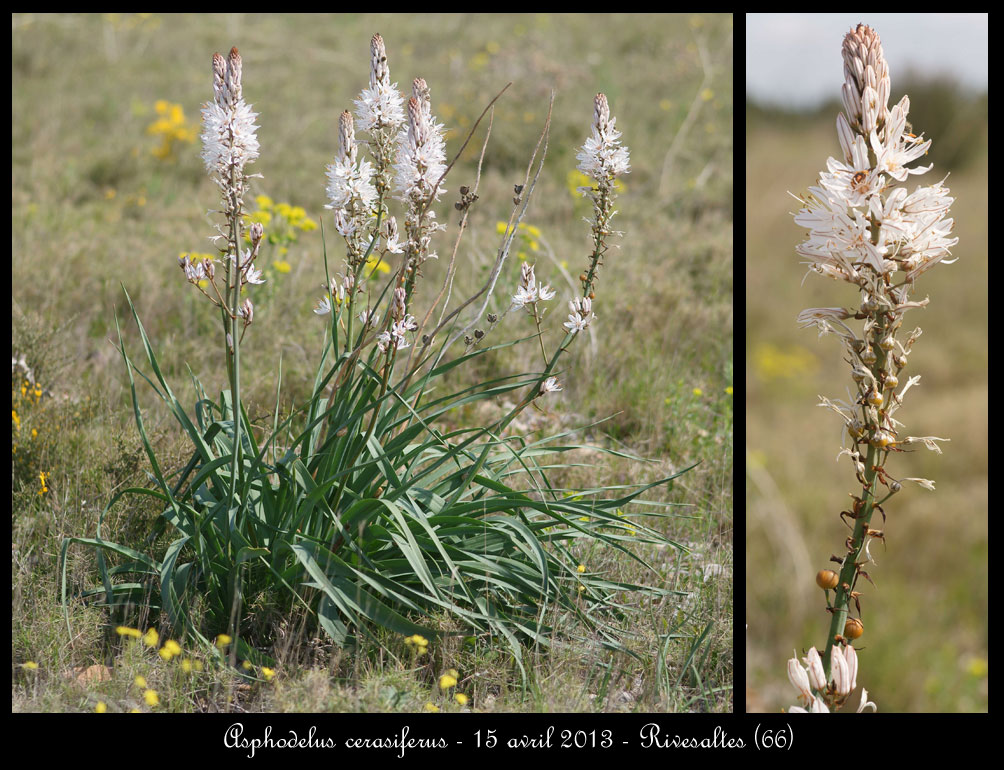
[822,442,878,676]
[822,313,889,678]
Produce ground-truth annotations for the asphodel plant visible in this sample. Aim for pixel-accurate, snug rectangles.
[62,35,692,677]
[786,24,957,713]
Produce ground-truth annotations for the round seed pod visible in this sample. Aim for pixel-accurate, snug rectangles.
[861,348,877,365]
[816,570,839,590]
[844,617,864,640]
[884,374,899,389]
[867,390,883,407]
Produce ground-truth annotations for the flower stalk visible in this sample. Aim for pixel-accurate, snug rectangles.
[789,24,956,710]
[198,46,262,569]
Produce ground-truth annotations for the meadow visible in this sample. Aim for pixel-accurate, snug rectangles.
[12,13,734,713]
[745,92,988,712]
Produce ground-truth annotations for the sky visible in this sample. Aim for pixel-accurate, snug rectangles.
[746,13,988,108]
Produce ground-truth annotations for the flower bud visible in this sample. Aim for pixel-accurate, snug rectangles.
[831,645,852,696]
[843,643,858,692]
[787,654,812,706]
[250,221,264,248]
[803,647,827,691]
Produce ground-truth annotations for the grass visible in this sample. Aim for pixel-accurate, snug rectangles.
[12,13,733,713]
[745,99,988,712]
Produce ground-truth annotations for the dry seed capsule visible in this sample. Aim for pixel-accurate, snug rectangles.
[867,389,883,407]
[861,347,877,365]
[884,374,899,389]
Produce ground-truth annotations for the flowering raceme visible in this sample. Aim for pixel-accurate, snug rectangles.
[794,28,956,288]
[576,93,630,182]
[201,49,260,179]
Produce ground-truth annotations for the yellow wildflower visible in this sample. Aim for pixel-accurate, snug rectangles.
[725,386,734,395]
[249,210,272,226]
[439,672,458,690]
[95,701,108,713]
[255,194,274,210]
[692,388,703,396]
[144,689,159,707]
[262,667,275,682]
[116,626,141,638]
[163,640,182,656]
[142,628,159,648]
[424,702,440,712]
[273,260,291,274]
[576,564,586,573]
[455,693,469,706]
[215,634,232,648]
[134,675,147,689]
[242,660,252,671]
[22,661,38,670]
[180,658,193,673]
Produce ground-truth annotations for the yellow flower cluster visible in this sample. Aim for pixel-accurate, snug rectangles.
[495,221,543,262]
[438,668,459,690]
[366,255,391,276]
[752,342,818,382]
[12,376,47,466]
[146,100,195,161]
[245,195,317,276]
[158,639,182,661]
[565,169,626,201]
[433,668,470,708]
[404,634,429,655]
